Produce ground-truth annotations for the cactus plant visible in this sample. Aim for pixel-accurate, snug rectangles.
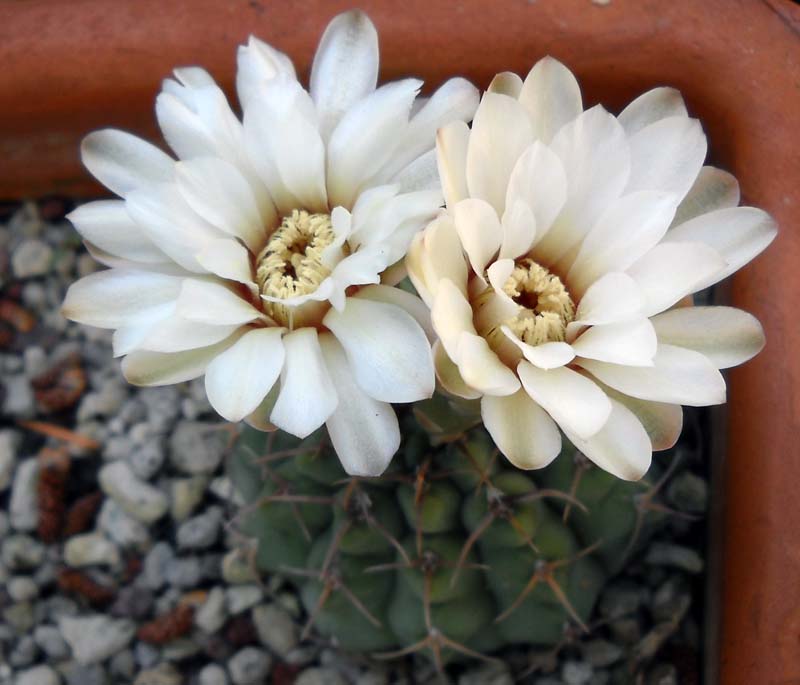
[228,395,670,668]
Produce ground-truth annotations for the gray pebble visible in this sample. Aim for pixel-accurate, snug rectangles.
[199,664,230,685]
[99,461,168,523]
[98,499,151,551]
[562,661,594,685]
[253,604,298,658]
[59,614,136,664]
[77,381,127,422]
[64,532,120,568]
[133,663,183,685]
[295,668,347,685]
[43,596,79,623]
[10,458,39,531]
[177,506,224,550]
[129,439,166,480]
[0,429,19,491]
[109,649,136,681]
[196,587,228,634]
[13,239,53,277]
[166,557,203,589]
[644,542,704,573]
[9,634,37,667]
[8,575,38,602]
[2,602,34,634]
[2,375,35,418]
[134,642,161,669]
[226,585,264,615]
[458,663,513,685]
[142,542,175,590]
[2,534,44,570]
[221,548,258,585]
[110,586,154,621]
[169,421,229,474]
[170,476,208,522]
[34,624,70,660]
[61,663,110,685]
[16,664,60,685]
[103,435,133,462]
[228,647,272,685]
[581,639,623,667]
[162,636,202,661]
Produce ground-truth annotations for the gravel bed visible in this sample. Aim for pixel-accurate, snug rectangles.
[0,200,709,684]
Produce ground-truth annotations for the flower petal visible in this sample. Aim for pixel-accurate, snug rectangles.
[453,198,502,277]
[408,213,468,305]
[354,284,434,342]
[323,297,434,403]
[436,120,471,208]
[430,278,476,361]
[564,399,652,481]
[672,166,740,226]
[572,319,657,366]
[139,317,241,353]
[236,35,297,110]
[457,332,520,396]
[482,390,562,470]
[617,87,687,136]
[270,327,338,438]
[664,206,777,290]
[175,279,263,325]
[195,239,256,288]
[573,272,644,326]
[466,92,534,215]
[579,343,726,406]
[433,340,481,400]
[499,200,537,261]
[651,306,765,369]
[319,334,400,476]
[501,327,575,370]
[626,242,726,317]
[204,327,285,421]
[518,57,583,143]
[518,362,612,440]
[81,129,173,196]
[310,10,379,140]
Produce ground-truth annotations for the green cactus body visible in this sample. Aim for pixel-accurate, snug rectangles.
[229,397,669,664]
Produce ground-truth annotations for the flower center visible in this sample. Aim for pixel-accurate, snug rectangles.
[256,210,335,326]
[502,258,575,345]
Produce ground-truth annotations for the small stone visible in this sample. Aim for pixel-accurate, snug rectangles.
[295,668,347,685]
[98,499,151,551]
[228,647,272,685]
[13,239,53,277]
[209,476,243,505]
[64,532,121,568]
[110,586,154,621]
[1,374,35,418]
[10,457,39,531]
[17,665,60,685]
[60,663,109,685]
[77,382,127,422]
[252,604,298,658]
[109,649,136,681]
[169,421,229,474]
[582,639,623,667]
[103,435,133,461]
[170,476,208,522]
[226,585,264,615]
[458,663,513,685]
[196,587,228,634]
[199,664,230,685]
[134,663,183,685]
[644,542,704,573]
[667,471,708,514]
[222,548,258,585]
[599,582,647,618]
[3,601,34,634]
[8,575,38,601]
[143,542,175,590]
[99,461,168,523]
[129,439,166,480]
[647,663,678,685]
[162,637,202,661]
[562,661,594,685]
[177,506,223,549]
[2,534,44,570]
[9,634,38,667]
[135,642,161,669]
[59,614,136,664]
[0,429,19,491]
[165,556,203,588]
[43,596,79,622]
[34,624,70,660]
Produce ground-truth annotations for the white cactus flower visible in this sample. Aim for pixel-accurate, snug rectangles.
[62,10,480,477]
[408,58,776,480]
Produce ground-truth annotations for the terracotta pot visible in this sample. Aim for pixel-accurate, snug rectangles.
[1,1,798,681]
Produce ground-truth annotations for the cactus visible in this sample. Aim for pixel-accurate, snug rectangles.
[229,395,669,668]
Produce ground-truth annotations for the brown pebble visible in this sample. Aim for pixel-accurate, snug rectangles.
[36,447,71,543]
[56,568,115,605]
[62,491,103,538]
[137,604,194,644]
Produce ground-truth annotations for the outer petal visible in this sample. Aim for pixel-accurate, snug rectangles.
[564,399,652,481]
[453,199,502,277]
[430,278,476,361]
[487,71,523,98]
[81,129,173,196]
[319,334,400,477]
[518,362,612,440]
[433,340,481,400]
[323,297,435,403]
[598,382,683,451]
[571,319,658,367]
[138,317,240,353]
[672,166,740,226]
[310,10,379,140]
[204,328,285,421]
[466,92,534,215]
[651,306,765,369]
[457,332,521,396]
[195,239,256,288]
[664,206,777,290]
[482,390,562,470]
[270,328,338,438]
[236,35,297,109]
[412,213,469,304]
[573,272,644,326]
[500,327,575,370]
[518,57,583,143]
[175,279,263,325]
[436,121,471,208]
[353,284,434,342]
[579,344,726,406]
[617,87,688,136]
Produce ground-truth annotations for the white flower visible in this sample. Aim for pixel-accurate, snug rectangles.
[408,58,776,481]
[62,11,479,477]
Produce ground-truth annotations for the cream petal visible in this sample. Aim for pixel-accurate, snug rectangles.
[499,200,537,261]
[518,57,583,143]
[625,116,706,198]
[243,384,279,433]
[672,166,740,226]
[319,334,400,477]
[536,106,630,264]
[139,317,241,353]
[323,297,434,403]
[195,239,256,289]
[155,89,220,161]
[564,399,652,481]
[354,284,434,342]
[457,332,520,396]
[415,212,469,302]
[617,87,688,136]
[482,390,562,470]
[574,272,644,326]
[487,71,523,98]
[627,242,726,317]
[175,279,263,325]
[405,233,432,304]
[501,327,575,370]
[453,198,502,277]
[430,278,476,361]
[568,190,677,294]
[270,327,338,438]
[235,35,297,109]
[466,92,534,215]
[111,302,176,357]
[392,149,440,194]
[204,327,285,421]
[310,10,379,140]
[61,269,182,329]
[518,362,612,439]
[81,129,173,197]
[68,201,168,264]
[505,141,567,247]
[664,206,777,290]
[433,340,482,400]
[651,306,765,369]
[122,334,241,386]
[572,319,657,366]
[82,243,189,275]
[175,157,266,252]
[436,121,471,208]
[579,343,726,406]
[327,79,422,208]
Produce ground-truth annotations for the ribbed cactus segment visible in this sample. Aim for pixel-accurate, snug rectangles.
[229,397,670,666]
